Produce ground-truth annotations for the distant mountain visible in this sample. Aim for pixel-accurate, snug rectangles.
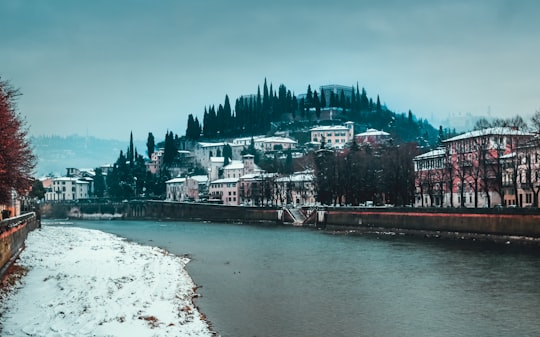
[31,135,145,177]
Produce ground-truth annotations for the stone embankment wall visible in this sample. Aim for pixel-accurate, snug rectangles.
[41,201,540,241]
[125,201,280,224]
[309,207,540,239]
[41,201,281,224]
[0,212,40,279]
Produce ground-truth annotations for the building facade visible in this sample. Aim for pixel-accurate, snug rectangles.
[413,127,534,208]
[209,177,240,205]
[165,175,208,202]
[310,122,354,149]
[45,177,90,201]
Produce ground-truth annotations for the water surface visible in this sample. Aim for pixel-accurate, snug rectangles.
[53,220,540,337]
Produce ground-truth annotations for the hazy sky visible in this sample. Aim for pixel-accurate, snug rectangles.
[2,0,539,141]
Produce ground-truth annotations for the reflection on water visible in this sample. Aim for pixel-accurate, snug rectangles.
[55,220,540,337]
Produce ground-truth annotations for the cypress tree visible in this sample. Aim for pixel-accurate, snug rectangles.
[339,90,346,111]
[306,85,313,108]
[128,132,134,167]
[224,95,232,136]
[292,95,298,119]
[360,88,369,112]
[194,117,201,140]
[146,132,155,159]
[163,131,178,166]
[320,89,326,108]
[186,114,195,139]
[314,91,321,119]
[203,107,210,138]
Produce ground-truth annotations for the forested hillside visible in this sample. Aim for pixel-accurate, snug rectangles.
[185,79,448,147]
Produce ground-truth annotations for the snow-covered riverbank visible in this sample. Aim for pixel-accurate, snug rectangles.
[0,226,215,337]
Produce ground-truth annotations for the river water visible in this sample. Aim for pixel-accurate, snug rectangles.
[50,220,540,337]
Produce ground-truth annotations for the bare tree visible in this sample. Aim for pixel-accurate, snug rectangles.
[531,110,540,133]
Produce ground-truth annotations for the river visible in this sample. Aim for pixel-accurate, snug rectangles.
[49,219,540,337]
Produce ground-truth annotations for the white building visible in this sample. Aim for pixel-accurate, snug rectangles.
[232,136,297,152]
[165,177,186,201]
[192,142,244,169]
[208,157,225,182]
[355,128,391,145]
[256,137,297,152]
[165,175,209,202]
[232,136,265,147]
[310,122,354,148]
[222,154,261,179]
[45,177,90,201]
[275,171,316,206]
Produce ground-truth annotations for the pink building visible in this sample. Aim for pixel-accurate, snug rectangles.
[414,127,534,208]
[209,178,239,205]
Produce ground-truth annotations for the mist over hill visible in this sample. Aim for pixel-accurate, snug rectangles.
[31,135,145,177]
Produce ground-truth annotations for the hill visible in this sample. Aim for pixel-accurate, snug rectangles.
[184,80,445,147]
[31,135,145,177]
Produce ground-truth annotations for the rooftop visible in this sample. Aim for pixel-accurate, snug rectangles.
[413,148,446,160]
[443,127,533,143]
[310,125,349,132]
[356,128,390,137]
[259,136,297,144]
[210,177,239,184]
[165,177,186,184]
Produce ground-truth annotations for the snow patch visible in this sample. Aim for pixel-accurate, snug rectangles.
[0,226,215,337]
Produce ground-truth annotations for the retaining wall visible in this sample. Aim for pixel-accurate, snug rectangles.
[0,212,40,279]
[313,207,540,238]
[126,201,281,224]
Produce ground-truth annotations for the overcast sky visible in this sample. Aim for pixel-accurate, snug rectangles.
[2,0,539,141]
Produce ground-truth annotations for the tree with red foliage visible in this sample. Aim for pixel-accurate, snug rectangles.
[0,78,36,204]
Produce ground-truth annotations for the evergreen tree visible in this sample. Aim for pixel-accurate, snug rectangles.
[216,104,225,136]
[241,137,260,164]
[256,86,262,132]
[314,91,321,119]
[194,117,201,140]
[438,125,444,145]
[284,149,293,174]
[29,179,46,200]
[93,167,106,198]
[306,85,313,109]
[329,91,336,107]
[360,88,369,112]
[224,95,232,136]
[128,132,134,167]
[223,143,233,163]
[202,107,209,138]
[163,131,178,166]
[146,132,155,159]
[339,90,346,110]
[186,114,198,139]
[292,95,298,119]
